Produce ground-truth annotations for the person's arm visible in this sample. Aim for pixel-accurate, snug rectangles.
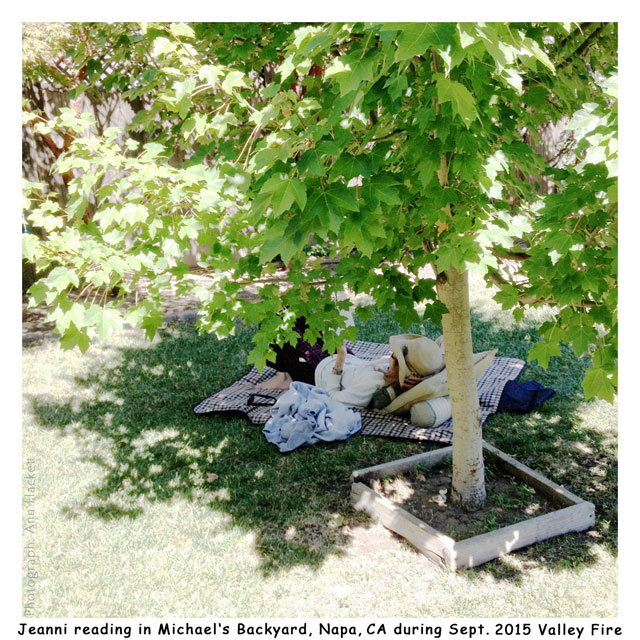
[402,374,426,389]
[368,374,427,410]
[319,344,348,398]
[323,353,385,408]
[368,384,402,409]
[332,341,347,374]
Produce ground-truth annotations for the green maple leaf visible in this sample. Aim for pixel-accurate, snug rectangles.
[569,325,598,356]
[173,77,196,102]
[416,157,439,189]
[260,175,307,216]
[457,23,478,48]
[522,36,556,73]
[259,215,310,264]
[527,341,562,369]
[395,23,456,62]
[27,280,48,306]
[435,74,478,127]
[353,227,374,257]
[546,230,576,255]
[298,149,326,176]
[65,302,86,332]
[198,64,223,86]
[359,173,402,206]
[325,53,376,95]
[141,312,164,342]
[582,367,615,403]
[384,73,408,100]
[434,244,464,272]
[47,266,79,292]
[306,184,359,234]
[59,324,90,353]
[221,70,247,94]
[169,23,196,39]
[394,305,421,330]
[84,304,120,341]
[329,153,372,181]
[494,284,519,310]
[140,142,167,162]
[259,218,290,263]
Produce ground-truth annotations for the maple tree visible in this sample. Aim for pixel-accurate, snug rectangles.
[23,22,617,510]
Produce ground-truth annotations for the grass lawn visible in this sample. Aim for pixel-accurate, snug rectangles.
[22,280,617,617]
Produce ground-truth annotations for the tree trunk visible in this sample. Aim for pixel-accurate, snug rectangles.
[436,267,486,512]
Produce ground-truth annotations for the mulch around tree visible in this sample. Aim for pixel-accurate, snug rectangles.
[371,459,557,541]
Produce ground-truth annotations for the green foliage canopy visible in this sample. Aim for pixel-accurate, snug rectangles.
[23,22,618,402]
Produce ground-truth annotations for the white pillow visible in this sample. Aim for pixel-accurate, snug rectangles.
[410,396,452,428]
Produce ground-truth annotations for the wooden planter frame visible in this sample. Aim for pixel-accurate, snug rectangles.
[351,440,595,571]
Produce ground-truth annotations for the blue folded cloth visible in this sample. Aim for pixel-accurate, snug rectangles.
[496,380,555,414]
[262,382,362,452]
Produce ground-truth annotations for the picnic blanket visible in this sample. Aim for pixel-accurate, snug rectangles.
[192,340,526,444]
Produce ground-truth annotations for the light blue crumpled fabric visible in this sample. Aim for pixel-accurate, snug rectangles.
[262,382,362,452]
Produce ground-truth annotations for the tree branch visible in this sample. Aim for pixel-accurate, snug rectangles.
[572,23,607,60]
[370,128,406,145]
[555,22,597,51]
[491,248,531,262]
[557,22,606,70]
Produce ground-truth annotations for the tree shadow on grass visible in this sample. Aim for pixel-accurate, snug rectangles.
[27,312,617,581]
[27,321,427,574]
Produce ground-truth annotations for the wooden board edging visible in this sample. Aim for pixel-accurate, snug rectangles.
[352,446,453,483]
[450,500,596,570]
[351,481,455,567]
[351,441,597,570]
[482,440,586,506]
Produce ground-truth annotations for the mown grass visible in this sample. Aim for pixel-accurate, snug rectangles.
[22,283,617,617]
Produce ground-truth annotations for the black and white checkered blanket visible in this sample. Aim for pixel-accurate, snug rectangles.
[192,340,525,444]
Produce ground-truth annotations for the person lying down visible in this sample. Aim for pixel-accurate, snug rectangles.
[255,316,453,428]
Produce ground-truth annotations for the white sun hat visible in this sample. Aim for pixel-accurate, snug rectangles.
[389,334,445,386]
